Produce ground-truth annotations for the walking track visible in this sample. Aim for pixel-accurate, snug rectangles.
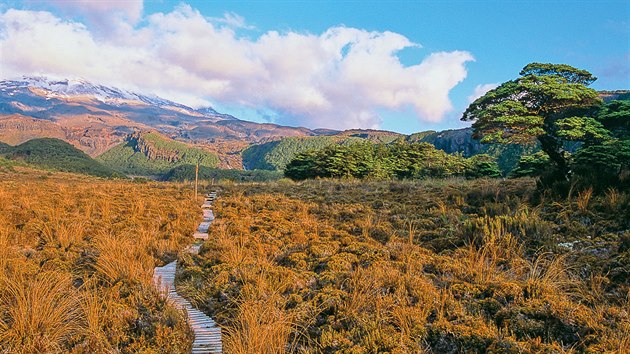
[153,192,222,354]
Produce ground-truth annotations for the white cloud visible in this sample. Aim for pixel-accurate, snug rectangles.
[467,83,499,103]
[45,0,143,24]
[210,12,254,30]
[0,5,475,130]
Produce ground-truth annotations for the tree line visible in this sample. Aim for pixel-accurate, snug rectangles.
[284,141,501,180]
[285,63,629,193]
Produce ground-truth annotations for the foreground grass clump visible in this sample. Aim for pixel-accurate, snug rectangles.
[0,169,199,352]
[178,178,629,353]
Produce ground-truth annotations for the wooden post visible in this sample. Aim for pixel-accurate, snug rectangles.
[195,163,199,200]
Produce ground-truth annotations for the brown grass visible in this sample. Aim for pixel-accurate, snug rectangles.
[0,169,197,352]
[178,178,629,353]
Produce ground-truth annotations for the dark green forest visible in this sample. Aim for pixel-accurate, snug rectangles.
[284,141,501,180]
[0,138,122,178]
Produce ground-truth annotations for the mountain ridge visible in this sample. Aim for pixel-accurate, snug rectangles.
[97,131,219,176]
[0,76,338,159]
[5,75,615,176]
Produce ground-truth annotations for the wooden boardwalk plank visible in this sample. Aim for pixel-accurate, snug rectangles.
[203,209,214,221]
[153,191,222,354]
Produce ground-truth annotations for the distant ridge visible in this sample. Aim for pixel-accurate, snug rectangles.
[2,76,200,111]
[2,76,627,176]
[0,76,333,160]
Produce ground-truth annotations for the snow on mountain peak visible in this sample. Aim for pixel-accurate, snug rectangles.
[0,76,238,121]
[0,76,188,109]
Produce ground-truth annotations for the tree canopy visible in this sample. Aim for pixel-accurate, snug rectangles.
[284,142,501,181]
[462,62,603,178]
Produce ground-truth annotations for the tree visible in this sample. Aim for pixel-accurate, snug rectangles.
[462,63,603,180]
[569,100,630,190]
[571,140,630,190]
[509,151,550,178]
[596,100,630,139]
[284,151,321,180]
[465,154,501,178]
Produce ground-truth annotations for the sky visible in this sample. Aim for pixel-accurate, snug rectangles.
[0,1,628,134]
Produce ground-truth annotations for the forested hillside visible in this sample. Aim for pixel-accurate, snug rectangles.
[98,131,219,176]
[242,136,362,170]
[243,129,535,175]
[408,128,538,174]
[284,141,501,180]
[0,138,122,178]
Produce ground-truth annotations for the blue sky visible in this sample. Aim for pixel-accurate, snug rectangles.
[1,0,628,133]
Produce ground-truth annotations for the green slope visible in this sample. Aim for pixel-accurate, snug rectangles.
[163,165,282,182]
[1,138,122,177]
[242,136,364,170]
[98,131,219,176]
[0,141,11,154]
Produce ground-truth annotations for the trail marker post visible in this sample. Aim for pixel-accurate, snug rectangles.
[195,163,199,200]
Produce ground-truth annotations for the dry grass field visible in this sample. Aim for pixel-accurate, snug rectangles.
[0,166,200,353]
[178,178,629,353]
[2,162,628,353]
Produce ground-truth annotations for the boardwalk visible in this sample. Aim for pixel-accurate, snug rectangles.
[153,192,222,354]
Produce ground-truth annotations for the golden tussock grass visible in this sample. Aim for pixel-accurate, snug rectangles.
[178,178,629,353]
[0,170,197,352]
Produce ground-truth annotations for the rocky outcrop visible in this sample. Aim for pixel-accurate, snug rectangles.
[406,127,483,157]
[128,131,182,163]
[0,114,66,145]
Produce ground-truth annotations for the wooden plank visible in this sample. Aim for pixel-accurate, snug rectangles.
[153,191,222,354]
[193,232,208,240]
[198,222,211,233]
[203,209,214,221]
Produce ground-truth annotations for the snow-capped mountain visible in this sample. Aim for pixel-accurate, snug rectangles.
[0,76,320,158]
[1,76,200,111]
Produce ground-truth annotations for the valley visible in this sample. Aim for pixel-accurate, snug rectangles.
[1,0,628,352]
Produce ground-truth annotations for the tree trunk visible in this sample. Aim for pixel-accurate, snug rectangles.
[538,134,569,180]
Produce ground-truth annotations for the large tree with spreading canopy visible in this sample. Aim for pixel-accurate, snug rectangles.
[461,63,604,179]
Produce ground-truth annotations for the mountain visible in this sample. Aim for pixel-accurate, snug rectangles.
[97,131,220,176]
[6,76,616,176]
[407,128,483,156]
[1,138,122,177]
[600,90,630,102]
[0,76,328,158]
[4,75,520,173]
[336,129,404,143]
